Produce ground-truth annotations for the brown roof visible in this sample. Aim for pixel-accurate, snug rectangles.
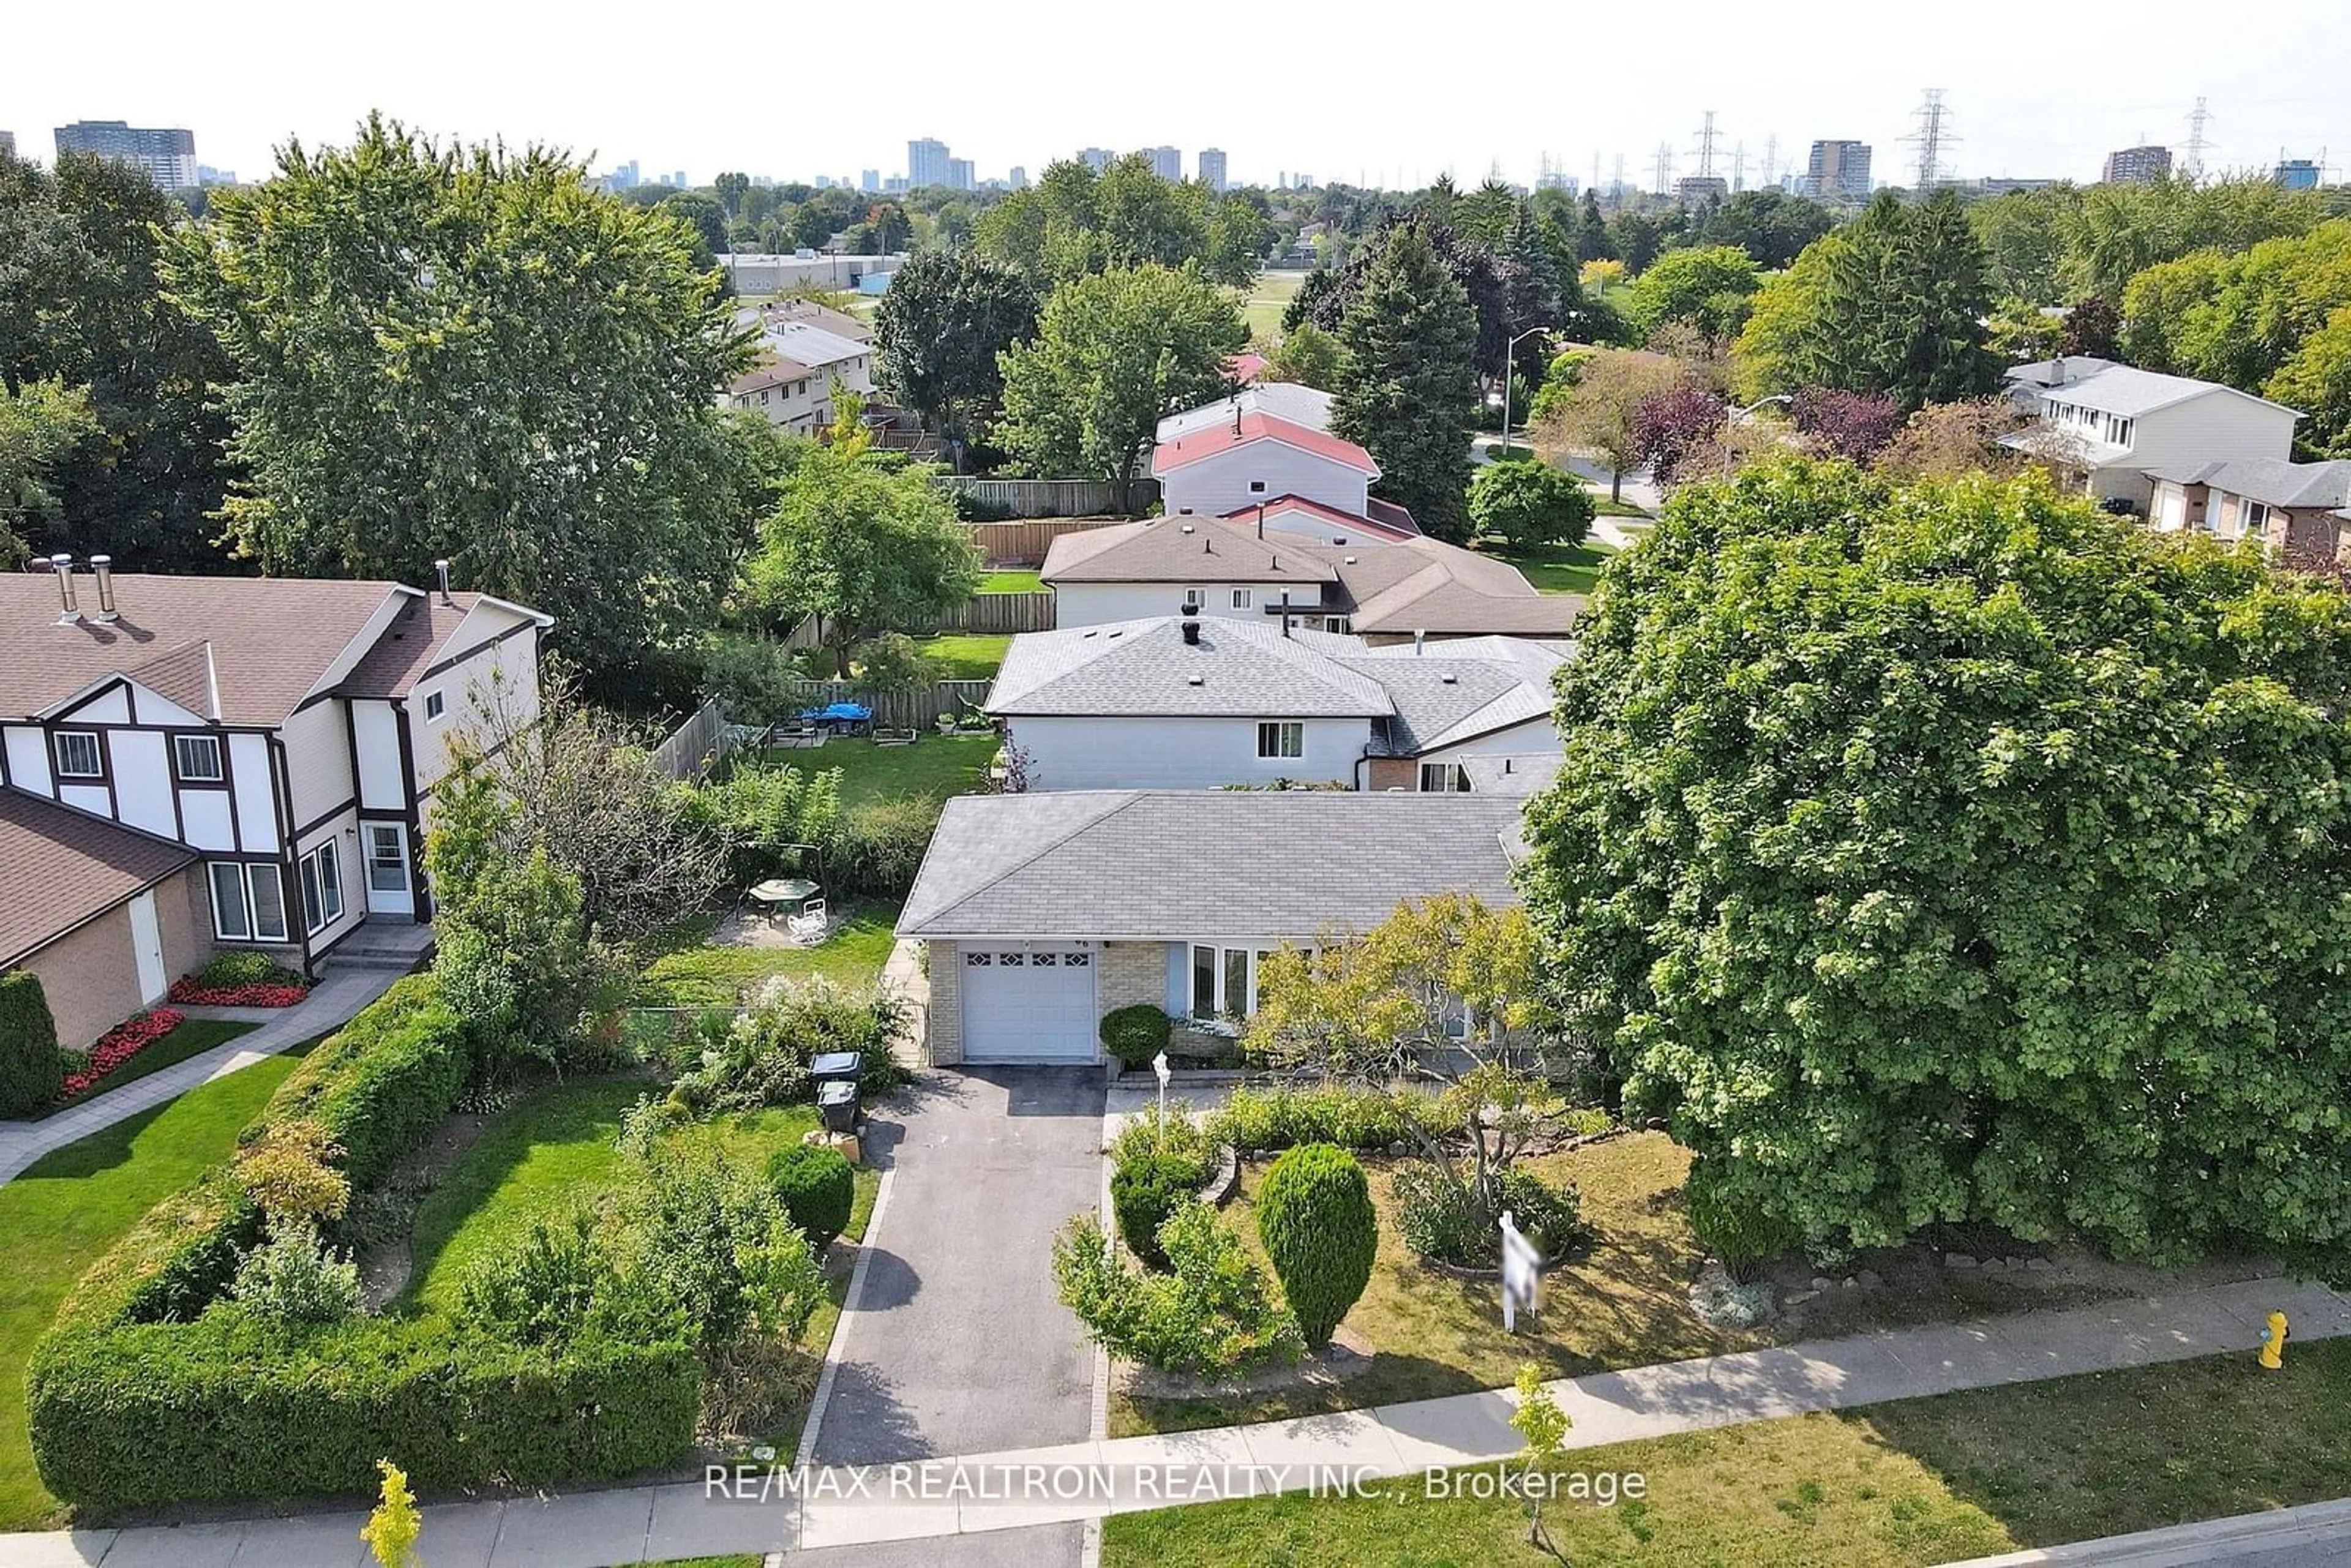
[339,591,484,699]
[1043,517,1341,585]
[0,790,195,967]
[731,357,818,397]
[759,298,872,343]
[0,573,399,726]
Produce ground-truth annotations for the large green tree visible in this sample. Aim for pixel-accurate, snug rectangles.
[1775,192,1997,409]
[994,263,1243,505]
[871,250,1038,462]
[0,380,99,563]
[0,149,237,570]
[1329,219,1479,541]
[163,116,756,683]
[1624,244,1761,348]
[1521,459,2351,1269]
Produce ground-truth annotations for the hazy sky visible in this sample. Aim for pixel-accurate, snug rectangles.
[6,0,2345,190]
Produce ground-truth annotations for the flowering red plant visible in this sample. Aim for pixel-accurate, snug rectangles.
[167,978,311,1007]
[59,1008,186,1100]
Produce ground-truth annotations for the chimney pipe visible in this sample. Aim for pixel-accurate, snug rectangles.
[1414,629,1425,656]
[49,555,78,622]
[1257,501,1265,539]
[90,555,117,621]
[1182,618,1201,646]
[1280,589,1291,639]
[433,558,454,604]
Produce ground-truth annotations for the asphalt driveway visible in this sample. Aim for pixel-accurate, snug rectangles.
[808,1066,1106,1465]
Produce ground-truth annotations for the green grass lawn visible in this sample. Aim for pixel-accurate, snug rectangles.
[915,632,1010,681]
[0,1049,307,1530]
[637,901,902,1008]
[978,569,1043,595]
[1475,538,1616,596]
[40,1017,259,1117]
[1240,269,1311,343]
[1104,1338,2351,1567]
[773,735,997,809]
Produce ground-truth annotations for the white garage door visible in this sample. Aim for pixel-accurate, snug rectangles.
[961,945,1098,1062]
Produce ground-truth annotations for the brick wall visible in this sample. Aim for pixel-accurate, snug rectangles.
[924,940,961,1065]
[18,866,217,1051]
[1098,942,1164,1015]
[1365,757,1417,792]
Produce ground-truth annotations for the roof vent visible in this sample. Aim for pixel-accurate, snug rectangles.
[1333,536,1347,546]
[1107,629,1123,638]
[433,558,454,604]
[1344,555,1358,565]
[89,555,117,623]
[1182,612,1202,646]
[48,555,78,623]
[1082,629,1098,637]
[1180,523,1194,533]
[1440,673,1458,685]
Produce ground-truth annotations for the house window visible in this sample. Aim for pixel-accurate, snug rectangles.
[299,840,345,934]
[1325,616,1351,634]
[1257,721,1304,759]
[1232,588,1253,609]
[208,861,289,943]
[1183,587,1204,609]
[423,691,446,721]
[1191,943,1272,1018]
[1419,762,1470,792]
[173,733,224,782]
[53,730,103,779]
[2244,500,2274,536]
[1249,479,1267,493]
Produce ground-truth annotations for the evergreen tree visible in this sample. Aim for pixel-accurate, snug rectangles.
[1575,190,1615,263]
[1788,193,1994,408]
[1330,219,1479,541]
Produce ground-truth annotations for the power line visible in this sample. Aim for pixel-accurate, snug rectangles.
[1692,110,1720,178]
[1652,141,1674,197]
[2184,96,2215,179]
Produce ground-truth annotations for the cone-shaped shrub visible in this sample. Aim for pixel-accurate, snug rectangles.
[1254,1142,1376,1348]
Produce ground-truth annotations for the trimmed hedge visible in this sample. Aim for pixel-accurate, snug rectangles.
[1099,1005,1172,1069]
[29,971,700,1511]
[1207,1085,1411,1153]
[1111,1150,1200,1270]
[1255,1143,1378,1348]
[0,969,62,1116]
[767,1143,855,1251]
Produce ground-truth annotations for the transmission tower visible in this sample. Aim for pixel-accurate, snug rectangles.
[1903,89,1957,189]
[1692,111,1721,178]
[1763,133,1779,189]
[1652,141,1674,197]
[2184,96,2214,179]
[1732,141,1747,191]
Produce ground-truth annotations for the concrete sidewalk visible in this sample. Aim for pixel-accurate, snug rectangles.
[0,964,405,1185]
[7,1272,2341,1567]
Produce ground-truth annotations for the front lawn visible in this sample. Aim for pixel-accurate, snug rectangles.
[978,569,1043,595]
[1103,1338,2351,1566]
[637,901,902,1008]
[40,1017,260,1117]
[1475,538,1616,597]
[0,1049,308,1530]
[1114,1133,1749,1436]
[915,632,1010,681]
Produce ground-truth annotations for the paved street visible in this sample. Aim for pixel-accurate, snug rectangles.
[806,1067,1108,1466]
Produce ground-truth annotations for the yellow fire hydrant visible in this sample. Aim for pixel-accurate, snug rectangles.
[2258,1311,2289,1371]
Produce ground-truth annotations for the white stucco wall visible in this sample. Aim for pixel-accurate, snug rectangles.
[1007,715,1371,790]
[1161,442,1371,520]
[1052,581,1329,628]
[282,699,356,829]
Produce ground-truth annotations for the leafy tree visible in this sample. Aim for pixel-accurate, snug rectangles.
[1254,1144,1377,1348]
[871,250,1039,462]
[162,116,757,685]
[2060,173,2325,306]
[1511,1365,1572,1550]
[0,380,98,563]
[1630,379,1728,489]
[1778,192,1997,409]
[1468,457,1595,549]
[1625,244,1761,347]
[994,263,1244,505]
[1872,397,2031,481]
[2268,306,2351,459]
[711,171,750,218]
[1534,347,1684,502]
[1605,211,1663,276]
[2057,295,2121,359]
[1520,459,2351,1269]
[1259,320,1343,387]
[1694,188,1835,270]
[1967,186,2078,305]
[1788,387,1905,463]
[0,150,237,570]
[1329,219,1479,541]
[1205,190,1275,287]
[744,427,980,673]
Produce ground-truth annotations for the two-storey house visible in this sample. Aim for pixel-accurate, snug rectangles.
[2001,358,2301,512]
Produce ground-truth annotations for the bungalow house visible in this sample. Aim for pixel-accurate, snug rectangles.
[984,613,1567,792]
[2144,458,2351,559]
[898,790,1527,1063]
[1040,512,1578,644]
[0,560,549,1049]
[2000,358,2300,512]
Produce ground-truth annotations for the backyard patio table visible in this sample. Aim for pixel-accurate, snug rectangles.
[746,877,820,919]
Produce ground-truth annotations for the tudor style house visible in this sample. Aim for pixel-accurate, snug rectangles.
[899,790,1528,1064]
[985,612,1567,791]
[0,560,548,1048]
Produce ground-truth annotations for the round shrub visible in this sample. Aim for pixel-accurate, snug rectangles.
[1112,1150,1201,1270]
[1498,1168,1588,1258]
[1100,1005,1172,1070]
[766,1144,856,1253]
[1687,1161,1801,1283]
[1255,1143,1377,1348]
[1392,1163,1483,1265]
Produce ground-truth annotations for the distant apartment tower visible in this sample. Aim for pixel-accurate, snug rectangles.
[1009,165,1030,190]
[1801,140,1871,201]
[1079,147,1114,173]
[54,120,197,187]
[1139,146,1182,181]
[2277,158,2321,190]
[2101,144,2173,185]
[1198,148,1228,192]
[196,163,236,186]
[948,157,975,191]
[860,169,880,193]
[907,137,954,189]
[1675,174,1728,206]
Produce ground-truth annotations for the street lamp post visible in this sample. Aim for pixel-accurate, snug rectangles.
[1722,394,1794,478]
[1498,328,1551,462]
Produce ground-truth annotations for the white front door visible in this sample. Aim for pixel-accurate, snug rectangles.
[128,890,167,1005]
[363,823,415,918]
[960,945,1098,1063]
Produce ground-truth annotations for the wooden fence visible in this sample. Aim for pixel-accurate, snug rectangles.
[937,476,1157,518]
[969,517,1130,567]
[648,697,732,779]
[930,593,1056,634]
[768,679,997,732]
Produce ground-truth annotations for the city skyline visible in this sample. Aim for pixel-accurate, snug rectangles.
[5,0,2346,193]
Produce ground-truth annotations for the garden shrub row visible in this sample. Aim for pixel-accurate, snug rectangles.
[0,969,61,1117]
[29,972,701,1512]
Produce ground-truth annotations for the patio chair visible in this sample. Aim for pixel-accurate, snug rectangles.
[787,897,831,943]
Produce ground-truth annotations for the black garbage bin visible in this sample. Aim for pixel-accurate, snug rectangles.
[817,1079,860,1135]
[811,1051,864,1086]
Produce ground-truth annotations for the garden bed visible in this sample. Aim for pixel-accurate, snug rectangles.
[39,1014,258,1116]
[165,956,311,1008]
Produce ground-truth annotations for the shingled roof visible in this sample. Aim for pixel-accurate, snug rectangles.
[987,618,1390,718]
[0,790,195,966]
[899,791,1527,940]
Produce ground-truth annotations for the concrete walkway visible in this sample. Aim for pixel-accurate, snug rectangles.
[0,965,407,1185]
[7,1272,2341,1567]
